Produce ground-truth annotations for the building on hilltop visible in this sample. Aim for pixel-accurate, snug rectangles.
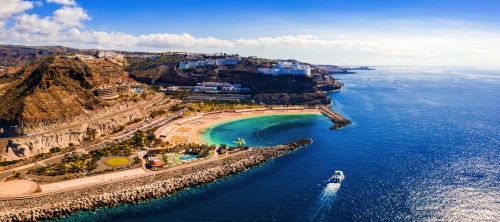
[216,58,241,65]
[257,60,311,76]
[179,61,198,69]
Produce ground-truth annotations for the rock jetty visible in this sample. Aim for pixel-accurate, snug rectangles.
[319,106,352,129]
[0,138,312,221]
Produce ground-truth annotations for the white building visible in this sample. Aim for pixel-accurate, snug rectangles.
[194,86,218,92]
[179,61,198,69]
[257,61,311,76]
[216,58,241,65]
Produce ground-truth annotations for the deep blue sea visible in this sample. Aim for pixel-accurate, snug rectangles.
[51,67,500,221]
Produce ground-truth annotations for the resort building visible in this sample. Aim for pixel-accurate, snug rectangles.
[186,96,248,102]
[95,83,146,99]
[215,58,241,65]
[221,86,250,92]
[257,61,311,76]
[198,60,216,66]
[197,82,232,87]
[195,82,250,92]
[95,85,119,99]
[179,61,198,69]
[194,86,218,92]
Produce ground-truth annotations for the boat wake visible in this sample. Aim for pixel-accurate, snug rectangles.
[309,182,341,221]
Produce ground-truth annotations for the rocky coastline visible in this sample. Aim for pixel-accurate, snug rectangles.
[0,138,313,221]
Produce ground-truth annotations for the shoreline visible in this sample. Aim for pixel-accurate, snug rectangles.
[156,107,323,146]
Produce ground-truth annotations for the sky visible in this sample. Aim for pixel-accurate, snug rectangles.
[0,0,499,66]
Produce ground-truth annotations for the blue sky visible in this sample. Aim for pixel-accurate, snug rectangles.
[0,0,499,66]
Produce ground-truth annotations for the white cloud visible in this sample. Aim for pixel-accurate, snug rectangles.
[0,0,33,28]
[46,0,77,6]
[6,5,89,37]
[137,33,234,48]
[53,6,90,28]
[14,13,61,35]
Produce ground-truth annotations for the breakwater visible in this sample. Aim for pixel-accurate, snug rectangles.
[0,138,313,221]
[319,106,352,129]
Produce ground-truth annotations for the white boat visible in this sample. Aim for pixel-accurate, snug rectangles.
[331,171,344,183]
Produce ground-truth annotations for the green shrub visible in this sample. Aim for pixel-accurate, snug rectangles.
[50,147,62,153]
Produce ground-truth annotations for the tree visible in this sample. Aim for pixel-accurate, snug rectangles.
[86,129,97,140]
[133,130,144,146]
[50,147,62,153]
[235,138,246,146]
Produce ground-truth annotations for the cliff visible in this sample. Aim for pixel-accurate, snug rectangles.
[2,107,143,160]
[0,56,123,137]
[0,138,313,221]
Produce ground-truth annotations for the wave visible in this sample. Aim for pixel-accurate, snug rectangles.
[309,182,341,221]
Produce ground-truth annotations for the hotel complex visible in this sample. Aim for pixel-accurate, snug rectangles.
[257,61,311,76]
[179,58,241,69]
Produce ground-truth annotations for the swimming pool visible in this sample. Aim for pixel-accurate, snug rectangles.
[179,154,197,161]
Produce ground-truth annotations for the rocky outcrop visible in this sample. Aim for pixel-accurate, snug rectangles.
[319,106,352,129]
[0,138,313,221]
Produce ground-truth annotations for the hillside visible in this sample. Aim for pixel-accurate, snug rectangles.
[0,45,92,67]
[0,56,122,137]
[128,56,317,94]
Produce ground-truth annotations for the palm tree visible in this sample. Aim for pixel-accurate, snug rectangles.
[234,138,246,146]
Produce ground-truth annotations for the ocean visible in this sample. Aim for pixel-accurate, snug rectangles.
[50,67,500,221]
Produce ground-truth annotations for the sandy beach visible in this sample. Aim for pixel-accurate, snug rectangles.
[156,107,322,146]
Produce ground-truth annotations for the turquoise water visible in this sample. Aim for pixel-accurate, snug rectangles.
[200,114,323,147]
[49,67,500,221]
[178,154,197,161]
